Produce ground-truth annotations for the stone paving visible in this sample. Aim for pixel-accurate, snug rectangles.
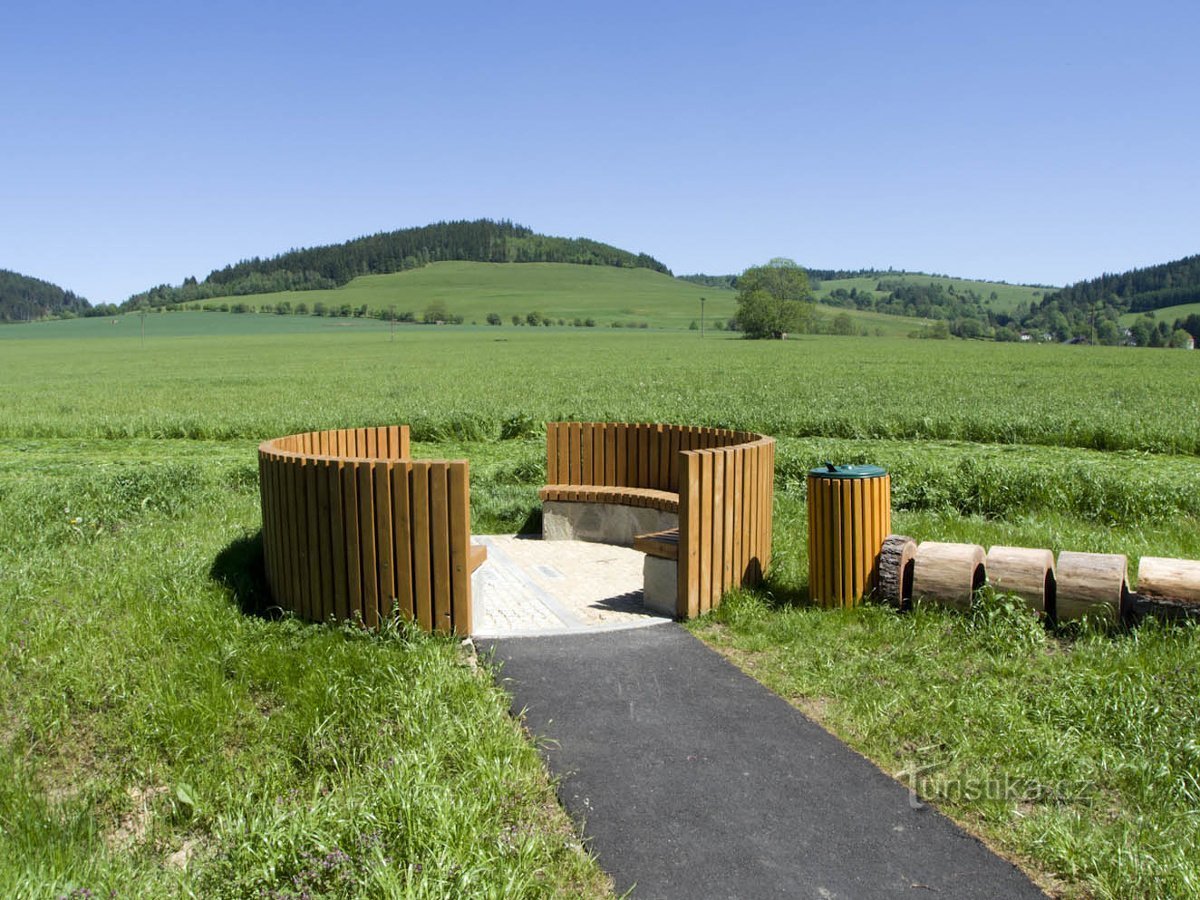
[470,534,672,638]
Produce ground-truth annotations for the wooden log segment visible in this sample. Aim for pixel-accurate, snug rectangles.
[985,546,1056,615]
[1055,551,1126,623]
[1137,557,1200,605]
[877,534,916,607]
[912,541,986,610]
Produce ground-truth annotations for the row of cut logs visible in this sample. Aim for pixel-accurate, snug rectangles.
[877,536,1200,623]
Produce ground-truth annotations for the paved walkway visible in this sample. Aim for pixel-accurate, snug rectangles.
[470,535,671,638]
[485,626,1046,900]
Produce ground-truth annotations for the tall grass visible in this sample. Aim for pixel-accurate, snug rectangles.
[0,448,608,898]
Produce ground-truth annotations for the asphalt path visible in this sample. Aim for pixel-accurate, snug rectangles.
[485,625,1046,900]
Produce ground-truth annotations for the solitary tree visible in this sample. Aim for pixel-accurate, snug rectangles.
[734,258,814,338]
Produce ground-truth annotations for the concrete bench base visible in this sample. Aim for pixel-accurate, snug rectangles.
[542,500,677,547]
[642,555,678,616]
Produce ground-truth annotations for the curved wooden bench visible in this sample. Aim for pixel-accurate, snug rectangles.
[542,422,775,619]
[259,425,485,636]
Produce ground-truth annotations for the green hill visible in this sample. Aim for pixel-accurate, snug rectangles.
[166,261,925,334]
[0,269,90,322]
[815,273,1048,315]
[123,219,670,309]
[1119,301,1200,327]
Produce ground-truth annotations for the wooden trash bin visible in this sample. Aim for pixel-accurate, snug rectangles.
[807,464,891,608]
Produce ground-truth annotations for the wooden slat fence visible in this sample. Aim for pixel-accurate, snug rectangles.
[258,426,481,635]
[544,422,775,619]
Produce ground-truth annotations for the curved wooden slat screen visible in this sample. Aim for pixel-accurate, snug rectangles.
[544,423,775,618]
[258,426,481,635]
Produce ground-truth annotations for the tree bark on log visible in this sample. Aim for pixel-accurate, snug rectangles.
[877,534,916,606]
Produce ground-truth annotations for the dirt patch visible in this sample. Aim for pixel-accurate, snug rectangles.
[106,784,169,849]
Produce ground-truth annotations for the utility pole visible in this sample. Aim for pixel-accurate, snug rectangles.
[700,296,706,338]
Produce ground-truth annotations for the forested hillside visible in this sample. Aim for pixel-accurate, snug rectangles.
[1020,253,1200,346]
[123,219,670,309]
[1031,254,1200,316]
[0,270,90,322]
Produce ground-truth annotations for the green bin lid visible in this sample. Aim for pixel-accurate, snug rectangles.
[808,463,887,479]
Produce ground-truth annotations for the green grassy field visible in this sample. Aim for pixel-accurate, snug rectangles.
[1119,301,1200,325]
[180,261,732,330]
[815,273,1050,314]
[126,261,927,335]
[2,319,1198,897]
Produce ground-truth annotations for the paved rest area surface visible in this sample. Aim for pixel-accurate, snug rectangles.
[470,534,672,638]
[485,626,1047,900]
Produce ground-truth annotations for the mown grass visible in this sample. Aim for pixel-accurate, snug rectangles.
[0,446,610,898]
[689,595,1200,899]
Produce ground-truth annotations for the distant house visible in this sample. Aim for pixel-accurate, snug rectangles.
[1019,332,1032,342]
[1185,335,1196,350]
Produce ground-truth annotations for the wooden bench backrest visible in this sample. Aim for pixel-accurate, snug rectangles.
[545,422,759,493]
[259,426,474,635]
[545,422,775,618]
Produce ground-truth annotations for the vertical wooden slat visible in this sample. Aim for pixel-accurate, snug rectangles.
[649,424,661,491]
[357,464,378,628]
[626,423,638,485]
[305,458,322,621]
[581,423,594,485]
[722,449,735,594]
[680,453,701,619]
[852,478,864,602]
[392,463,415,622]
[374,461,395,622]
[315,459,333,620]
[732,447,745,584]
[342,462,362,623]
[668,428,682,491]
[711,451,725,605]
[329,459,348,622]
[568,424,581,485]
[289,458,308,620]
[546,423,559,484]
[448,463,471,635]
[430,463,452,633]
[603,424,616,486]
[699,452,714,614]
[615,424,628,486]
[638,425,650,489]
[412,462,433,631]
[556,423,569,485]
[366,427,378,460]
[277,457,295,612]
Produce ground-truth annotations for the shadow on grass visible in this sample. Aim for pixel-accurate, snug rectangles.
[757,571,814,611]
[209,528,281,620]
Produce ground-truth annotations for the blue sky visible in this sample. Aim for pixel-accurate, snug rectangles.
[3,0,1198,303]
